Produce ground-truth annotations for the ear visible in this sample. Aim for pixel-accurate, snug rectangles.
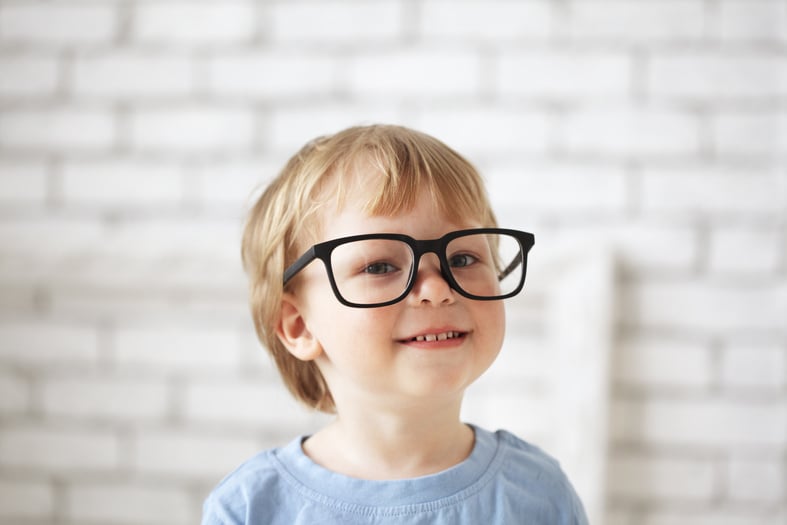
[276,294,322,361]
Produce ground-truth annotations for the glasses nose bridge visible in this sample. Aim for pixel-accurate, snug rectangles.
[410,238,450,278]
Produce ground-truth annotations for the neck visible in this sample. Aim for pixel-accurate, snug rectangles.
[303,397,474,480]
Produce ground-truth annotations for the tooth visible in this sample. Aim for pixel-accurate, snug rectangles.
[426,334,437,342]
[437,333,447,341]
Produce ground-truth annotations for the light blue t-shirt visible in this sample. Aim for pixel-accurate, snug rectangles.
[202,426,588,524]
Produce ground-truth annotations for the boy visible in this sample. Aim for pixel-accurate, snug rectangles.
[202,125,588,524]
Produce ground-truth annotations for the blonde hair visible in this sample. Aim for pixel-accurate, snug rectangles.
[241,124,497,412]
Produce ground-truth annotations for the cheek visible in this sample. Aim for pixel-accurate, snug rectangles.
[482,302,507,353]
[305,300,393,355]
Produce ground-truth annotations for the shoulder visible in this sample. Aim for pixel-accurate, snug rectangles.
[489,429,588,524]
[201,448,290,525]
[494,428,563,477]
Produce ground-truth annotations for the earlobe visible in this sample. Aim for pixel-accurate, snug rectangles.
[276,295,322,361]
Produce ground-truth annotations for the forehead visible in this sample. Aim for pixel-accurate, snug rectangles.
[323,190,475,241]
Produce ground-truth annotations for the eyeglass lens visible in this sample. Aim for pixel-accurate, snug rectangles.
[328,232,524,305]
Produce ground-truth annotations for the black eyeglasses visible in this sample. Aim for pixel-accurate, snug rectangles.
[283,228,535,308]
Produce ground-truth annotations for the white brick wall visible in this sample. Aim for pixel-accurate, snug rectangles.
[0,1,784,524]
[0,479,54,520]
[562,107,701,157]
[497,51,631,99]
[67,483,194,524]
[0,108,116,152]
[719,0,787,42]
[129,107,255,152]
[347,50,482,97]
[0,3,118,45]
[0,55,60,98]
[561,1,706,42]
[132,2,256,45]
[207,52,339,98]
[648,53,786,100]
[271,1,402,43]
[71,52,195,99]
[0,161,48,203]
[419,0,553,41]
[608,453,717,502]
[0,425,119,472]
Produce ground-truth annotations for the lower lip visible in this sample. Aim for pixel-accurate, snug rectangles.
[399,334,467,350]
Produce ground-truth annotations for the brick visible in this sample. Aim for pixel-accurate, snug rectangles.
[0,322,99,366]
[0,55,59,98]
[621,280,787,333]
[0,218,104,259]
[0,160,48,203]
[184,381,325,428]
[71,52,194,98]
[720,343,785,390]
[708,227,782,274]
[497,51,631,99]
[68,483,192,524]
[41,377,170,421]
[719,0,787,42]
[271,1,401,43]
[649,53,786,100]
[615,337,712,390]
[133,1,255,44]
[546,223,698,274]
[0,372,29,415]
[726,457,784,502]
[48,287,248,324]
[113,326,242,372]
[133,431,259,478]
[62,159,183,206]
[603,509,634,525]
[562,107,700,157]
[478,332,549,384]
[0,108,115,152]
[485,163,627,212]
[267,105,401,152]
[639,509,786,525]
[100,218,240,261]
[608,453,716,502]
[0,3,117,44]
[713,111,786,158]
[0,425,118,471]
[348,51,481,97]
[130,107,253,152]
[414,107,551,156]
[207,52,337,98]
[191,159,279,208]
[562,0,705,42]
[420,0,552,40]
[640,167,785,217]
[0,479,53,519]
[462,391,552,442]
[612,397,786,447]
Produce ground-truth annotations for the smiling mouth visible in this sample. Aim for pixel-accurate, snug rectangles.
[403,331,465,343]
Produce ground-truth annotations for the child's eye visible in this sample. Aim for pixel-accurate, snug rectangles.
[363,262,399,275]
[449,254,478,268]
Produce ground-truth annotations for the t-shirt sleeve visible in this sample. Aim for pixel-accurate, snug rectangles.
[202,490,244,525]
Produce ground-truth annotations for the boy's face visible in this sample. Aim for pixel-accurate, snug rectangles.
[278,185,506,410]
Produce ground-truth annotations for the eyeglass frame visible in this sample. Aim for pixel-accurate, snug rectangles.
[282,227,536,308]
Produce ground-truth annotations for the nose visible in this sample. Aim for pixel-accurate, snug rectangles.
[407,252,455,306]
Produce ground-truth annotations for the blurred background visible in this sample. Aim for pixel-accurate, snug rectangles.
[0,0,785,524]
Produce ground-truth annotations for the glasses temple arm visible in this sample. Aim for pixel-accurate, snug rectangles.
[497,252,523,281]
